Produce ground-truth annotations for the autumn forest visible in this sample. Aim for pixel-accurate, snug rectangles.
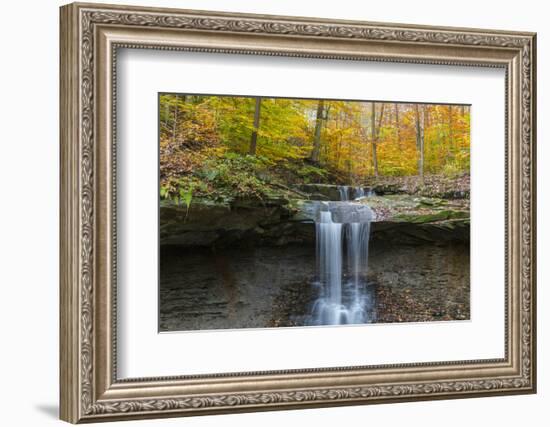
[159,94,470,203]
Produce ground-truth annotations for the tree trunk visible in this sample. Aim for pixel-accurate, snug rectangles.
[425,107,430,128]
[394,103,401,148]
[335,134,342,169]
[415,104,425,178]
[164,99,170,130]
[309,99,325,162]
[249,97,262,155]
[371,102,378,176]
[377,103,385,137]
[347,113,353,181]
[370,102,386,176]
[347,147,352,182]
[448,105,454,151]
[172,95,179,143]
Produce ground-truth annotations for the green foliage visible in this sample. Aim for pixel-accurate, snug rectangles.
[161,176,206,203]
[394,209,469,223]
[295,164,329,183]
[161,153,276,204]
[198,153,272,201]
[179,187,193,209]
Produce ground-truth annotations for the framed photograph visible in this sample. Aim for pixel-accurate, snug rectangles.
[60,2,537,423]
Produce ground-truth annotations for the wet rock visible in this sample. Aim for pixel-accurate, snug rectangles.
[160,192,470,248]
[363,174,470,199]
[371,219,469,244]
[293,183,342,201]
[160,199,314,247]
[294,176,470,200]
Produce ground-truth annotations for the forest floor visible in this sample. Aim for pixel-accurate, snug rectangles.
[161,150,470,206]
[362,173,469,199]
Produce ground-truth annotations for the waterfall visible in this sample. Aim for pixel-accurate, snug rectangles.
[347,222,370,290]
[338,186,350,201]
[338,185,374,201]
[309,201,375,326]
[354,187,365,200]
[315,211,344,324]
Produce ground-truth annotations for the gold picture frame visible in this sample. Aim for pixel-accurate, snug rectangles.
[60,2,536,423]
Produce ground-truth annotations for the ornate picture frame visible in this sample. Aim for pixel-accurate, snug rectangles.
[60,2,536,423]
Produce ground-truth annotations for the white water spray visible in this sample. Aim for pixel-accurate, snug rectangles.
[338,185,375,201]
[338,186,350,201]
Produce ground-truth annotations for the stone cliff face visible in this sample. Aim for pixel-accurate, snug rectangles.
[160,242,470,331]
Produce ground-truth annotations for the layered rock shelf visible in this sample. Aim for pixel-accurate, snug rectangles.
[160,184,469,248]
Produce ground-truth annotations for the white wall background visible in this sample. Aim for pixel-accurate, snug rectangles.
[0,0,545,426]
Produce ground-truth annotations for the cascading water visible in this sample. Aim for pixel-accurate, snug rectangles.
[338,185,375,201]
[338,186,350,201]
[308,200,375,326]
[353,187,365,200]
[314,210,344,325]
